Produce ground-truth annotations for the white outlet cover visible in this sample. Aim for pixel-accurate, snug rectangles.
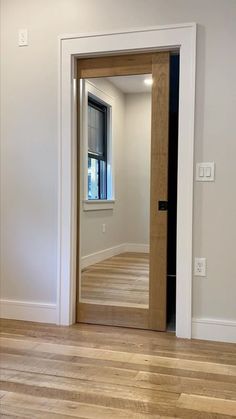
[194,257,207,277]
[18,29,28,46]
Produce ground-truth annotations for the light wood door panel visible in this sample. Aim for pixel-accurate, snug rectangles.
[78,304,149,329]
[77,52,170,331]
[77,53,153,78]
[149,53,170,331]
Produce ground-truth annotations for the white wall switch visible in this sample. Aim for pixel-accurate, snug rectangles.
[194,257,207,276]
[199,166,204,177]
[18,29,28,46]
[196,162,215,181]
[102,224,106,233]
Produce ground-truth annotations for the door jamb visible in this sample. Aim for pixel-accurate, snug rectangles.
[57,24,197,339]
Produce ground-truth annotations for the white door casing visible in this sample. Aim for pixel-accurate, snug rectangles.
[57,24,196,338]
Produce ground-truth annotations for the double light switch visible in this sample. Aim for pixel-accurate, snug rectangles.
[196,162,215,181]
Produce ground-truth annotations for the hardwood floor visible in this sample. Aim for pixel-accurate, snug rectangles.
[81,252,149,307]
[1,320,236,418]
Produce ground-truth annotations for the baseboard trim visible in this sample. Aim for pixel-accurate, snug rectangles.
[81,244,124,269]
[0,299,57,324]
[124,243,149,253]
[192,317,236,343]
[81,243,149,269]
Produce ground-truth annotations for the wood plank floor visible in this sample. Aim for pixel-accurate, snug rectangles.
[1,320,236,418]
[81,252,149,307]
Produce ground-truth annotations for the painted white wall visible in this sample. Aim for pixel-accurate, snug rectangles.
[123,93,151,245]
[0,1,236,327]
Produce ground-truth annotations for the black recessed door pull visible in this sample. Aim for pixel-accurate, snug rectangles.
[158,201,168,211]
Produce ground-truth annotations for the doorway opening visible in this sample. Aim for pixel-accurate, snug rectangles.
[77,51,179,332]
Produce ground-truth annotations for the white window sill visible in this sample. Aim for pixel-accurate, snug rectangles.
[83,200,115,211]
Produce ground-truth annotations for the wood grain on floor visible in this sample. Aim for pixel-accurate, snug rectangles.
[0,319,236,418]
[81,252,149,307]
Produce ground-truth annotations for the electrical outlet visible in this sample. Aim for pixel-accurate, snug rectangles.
[18,29,28,46]
[102,224,106,233]
[194,257,207,277]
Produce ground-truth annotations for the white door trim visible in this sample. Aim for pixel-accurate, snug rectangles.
[57,23,197,338]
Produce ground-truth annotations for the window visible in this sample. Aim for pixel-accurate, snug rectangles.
[87,97,107,200]
[82,80,114,211]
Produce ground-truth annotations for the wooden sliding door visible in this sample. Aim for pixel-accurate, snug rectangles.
[77,52,170,331]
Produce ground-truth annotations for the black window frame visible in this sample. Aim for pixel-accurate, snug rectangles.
[87,96,108,200]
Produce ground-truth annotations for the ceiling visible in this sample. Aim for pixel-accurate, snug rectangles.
[106,74,152,94]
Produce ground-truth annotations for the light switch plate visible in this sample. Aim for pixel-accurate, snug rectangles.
[196,162,215,181]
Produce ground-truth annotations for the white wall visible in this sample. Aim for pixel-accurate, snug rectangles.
[1,0,236,339]
[123,93,151,245]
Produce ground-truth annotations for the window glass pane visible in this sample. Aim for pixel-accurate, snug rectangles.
[88,103,105,156]
[99,160,107,200]
[87,97,107,200]
[88,157,99,199]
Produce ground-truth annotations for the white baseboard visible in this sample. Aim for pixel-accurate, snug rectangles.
[192,318,236,343]
[124,243,149,253]
[81,244,125,269]
[0,299,57,324]
[81,243,149,269]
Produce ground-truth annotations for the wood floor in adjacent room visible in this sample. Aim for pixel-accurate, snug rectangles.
[81,252,149,307]
[0,320,236,418]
